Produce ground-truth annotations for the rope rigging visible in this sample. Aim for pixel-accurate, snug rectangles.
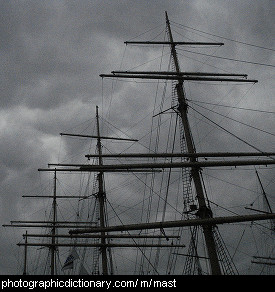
[190,102,275,137]
[188,99,275,115]
[189,104,274,157]
[170,20,275,52]
[176,47,275,68]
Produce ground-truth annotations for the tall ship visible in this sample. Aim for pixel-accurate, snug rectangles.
[3,12,274,275]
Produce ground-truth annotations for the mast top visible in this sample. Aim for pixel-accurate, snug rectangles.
[125,12,223,47]
[165,11,169,23]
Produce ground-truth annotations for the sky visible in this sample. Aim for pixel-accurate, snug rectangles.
[0,0,274,275]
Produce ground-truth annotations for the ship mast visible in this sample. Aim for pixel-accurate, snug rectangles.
[50,170,57,275]
[95,106,109,275]
[165,11,221,275]
[23,231,28,275]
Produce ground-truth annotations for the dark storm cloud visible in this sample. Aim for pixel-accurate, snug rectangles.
[0,0,273,274]
[0,0,184,110]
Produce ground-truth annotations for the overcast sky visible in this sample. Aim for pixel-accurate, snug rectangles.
[0,0,274,275]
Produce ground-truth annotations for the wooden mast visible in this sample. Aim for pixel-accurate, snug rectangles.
[23,231,28,275]
[95,106,109,275]
[50,170,57,275]
[165,10,220,274]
